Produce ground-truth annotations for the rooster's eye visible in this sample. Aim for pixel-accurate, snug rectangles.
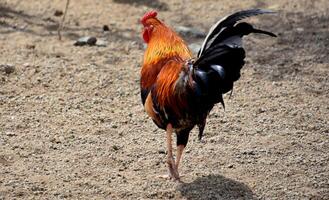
[148,25,154,35]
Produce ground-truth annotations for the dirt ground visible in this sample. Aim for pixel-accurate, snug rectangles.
[0,0,328,199]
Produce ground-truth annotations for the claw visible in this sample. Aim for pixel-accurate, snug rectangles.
[158,174,183,182]
[167,157,180,180]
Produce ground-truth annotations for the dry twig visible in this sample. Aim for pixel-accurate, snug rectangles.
[57,0,70,40]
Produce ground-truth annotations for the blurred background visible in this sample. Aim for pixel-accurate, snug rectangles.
[0,0,328,199]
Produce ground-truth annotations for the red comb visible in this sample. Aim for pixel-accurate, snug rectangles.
[141,11,157,25]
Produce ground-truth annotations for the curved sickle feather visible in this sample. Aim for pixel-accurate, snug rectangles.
[198,9,276,57]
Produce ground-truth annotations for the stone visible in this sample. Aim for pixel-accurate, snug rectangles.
[0,64,15,74]
[74,36,97,46]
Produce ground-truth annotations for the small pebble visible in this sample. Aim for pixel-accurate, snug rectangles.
[103,25,110,31]
[227,164,234,168]
[6,132,16,137]
[0,64,15,74]
[158,149,166,154]
[23,63,30,67]
[112,145,119,151]
[54,10,63,17]
[296,27,304,32]
[25,44,35,49]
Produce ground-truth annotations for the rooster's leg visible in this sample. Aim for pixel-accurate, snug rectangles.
[173,144,185,180]
[165,123,180,180]
[175,144,184,170]
[174,130,190,180]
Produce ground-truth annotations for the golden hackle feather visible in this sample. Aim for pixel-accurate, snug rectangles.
[141,18,192,90]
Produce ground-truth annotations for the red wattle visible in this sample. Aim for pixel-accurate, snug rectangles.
[143,29,149,43]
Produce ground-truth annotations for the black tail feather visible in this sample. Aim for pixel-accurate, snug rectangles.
[198,9,276,57]
[252,28,277,37]
[191,9,276,108]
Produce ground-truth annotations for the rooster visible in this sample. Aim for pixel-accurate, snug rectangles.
[140,9,276,181]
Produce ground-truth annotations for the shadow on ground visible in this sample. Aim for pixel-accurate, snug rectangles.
[178,174,256,200]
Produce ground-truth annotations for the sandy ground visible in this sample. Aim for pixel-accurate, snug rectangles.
[0,0,328,199]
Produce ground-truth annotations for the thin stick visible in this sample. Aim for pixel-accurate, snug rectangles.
[57,0,70,40]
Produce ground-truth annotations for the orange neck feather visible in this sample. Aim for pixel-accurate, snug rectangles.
[141,23,192,89]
